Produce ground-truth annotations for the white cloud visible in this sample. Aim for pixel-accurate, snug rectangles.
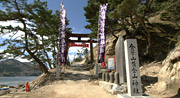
[0,50,30,62]
[81,38,89,40]
[0,20,24,39]
[69,37,78,40]
[93,43,97,47]
[68,54,76,62]
[0,20,23,27]
[69,47,83,53]
[1,30,24,40]
[72,29,85,34]
[16,58,31,62]
[0,49,3,53]
[0,20,37,40]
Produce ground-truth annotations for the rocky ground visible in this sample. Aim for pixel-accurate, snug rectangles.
[141,62,180,98]
[1,43,180,98]
[140,42,180,98]
[0,64,116,98]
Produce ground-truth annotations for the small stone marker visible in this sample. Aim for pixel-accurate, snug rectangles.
[114,72,119,84]
[109,72,114,83]
[105,72,109,82]
[56,64,60,79]
[102,73,105,81]
[95,63,99,78]
[115,36,126,84]
[124,39,142,96]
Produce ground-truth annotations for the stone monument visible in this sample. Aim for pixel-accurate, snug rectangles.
[115,36,126,84]
[118,39,154,98]
[124,39,142,96]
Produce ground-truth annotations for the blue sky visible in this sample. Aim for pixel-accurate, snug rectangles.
[40,0,96,62]
[0,0,97,62]
[41,0,91,34]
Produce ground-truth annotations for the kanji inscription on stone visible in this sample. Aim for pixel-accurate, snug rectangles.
[124,39,142,96]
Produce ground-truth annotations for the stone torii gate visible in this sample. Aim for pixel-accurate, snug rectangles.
[64,33,97,64]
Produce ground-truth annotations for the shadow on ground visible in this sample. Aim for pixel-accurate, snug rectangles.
[64,66,93,81]
[141,75,158,86]
[64,72,92,81]
[172,88,180,98]
[71,66,90,71]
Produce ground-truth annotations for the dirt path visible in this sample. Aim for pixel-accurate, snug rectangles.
[2,65,117,98]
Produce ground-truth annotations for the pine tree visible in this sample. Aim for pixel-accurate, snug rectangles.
[0,0,72,73]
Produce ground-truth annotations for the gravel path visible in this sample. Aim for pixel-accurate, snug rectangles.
[1,65,117,98]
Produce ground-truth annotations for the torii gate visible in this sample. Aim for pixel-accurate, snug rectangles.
[64,33,97,64]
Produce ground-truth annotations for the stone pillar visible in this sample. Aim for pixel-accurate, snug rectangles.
[105,72,109,82]
[56,64,60,79]
[95,63,99,78]
[109,72,114,83]
[115,36,126,84]
[124,39,142,96]
[114,72,119,84]
[102,72,105,81]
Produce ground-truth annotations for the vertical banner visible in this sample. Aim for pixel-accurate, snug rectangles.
[59,2,66,63]
[98,3,108,63]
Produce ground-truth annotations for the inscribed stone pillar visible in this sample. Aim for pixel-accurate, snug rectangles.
[124,39,142,96]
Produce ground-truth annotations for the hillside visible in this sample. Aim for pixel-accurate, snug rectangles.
[0,59,42,76]
[87,1,180,97]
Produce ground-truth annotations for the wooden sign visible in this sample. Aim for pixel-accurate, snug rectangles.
[107,57,116,71]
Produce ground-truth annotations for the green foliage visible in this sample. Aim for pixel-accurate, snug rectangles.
[84,0,180,63]
[84,0,123,38]
[160,12,169,20]
[72,47,89,62]
[0,0,72,72]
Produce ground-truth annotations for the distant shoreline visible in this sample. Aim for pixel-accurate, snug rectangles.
[0,75,40,77]
[0,76,38,77]
[0,76,38,87]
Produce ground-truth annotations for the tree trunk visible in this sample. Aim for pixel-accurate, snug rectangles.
[14,0,48,73]
[43,49,52,69]
[26,47,49,73]
[132,11,151,54]
[111,31,118,39]
[42,36,52,69]
[52,40,56,68]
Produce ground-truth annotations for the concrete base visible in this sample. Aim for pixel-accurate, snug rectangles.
[118,94,154,98]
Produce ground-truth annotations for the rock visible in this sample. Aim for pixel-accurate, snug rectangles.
[0,89,10,96]
[152,42,180,96]
[112,84,127,94]
[155,82,167,92]
[99,81,113,93]
[99,81,127,94]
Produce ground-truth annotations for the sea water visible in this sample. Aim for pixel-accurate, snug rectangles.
[0,76,37,87]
